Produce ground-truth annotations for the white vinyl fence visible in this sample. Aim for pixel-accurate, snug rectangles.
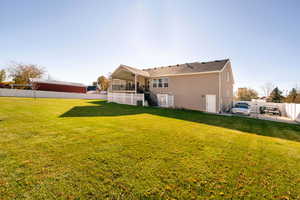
[157,94,174,108]
[285,103,300,122]
[0,88,107,99]
[107,92,144,106]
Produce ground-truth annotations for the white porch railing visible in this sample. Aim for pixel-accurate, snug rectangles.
[157,94,174,108]
[107,92,144,106]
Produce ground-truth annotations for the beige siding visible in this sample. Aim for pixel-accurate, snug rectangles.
[220,63,234,111]
[150,73,220,111]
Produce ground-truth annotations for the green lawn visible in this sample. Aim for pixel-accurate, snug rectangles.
[0,97,300,200]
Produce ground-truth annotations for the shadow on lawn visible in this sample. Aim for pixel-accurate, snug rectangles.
[60,100,300,142]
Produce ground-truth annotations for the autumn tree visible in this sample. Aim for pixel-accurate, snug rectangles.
[97,75,109,91]
[237,88,258,101]
[8,62,45,84]
[268,87,284,103]
[0,69,6,82]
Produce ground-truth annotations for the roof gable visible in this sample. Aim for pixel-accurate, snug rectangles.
[112,65,150,78]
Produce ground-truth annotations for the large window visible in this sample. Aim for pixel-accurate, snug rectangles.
[152,78,168,88]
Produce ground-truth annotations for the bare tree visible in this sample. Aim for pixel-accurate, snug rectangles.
[261,82,275,97]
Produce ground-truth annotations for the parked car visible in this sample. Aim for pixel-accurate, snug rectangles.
[231,102,251,115]
[86,85,98,94]
[259,106,281,116]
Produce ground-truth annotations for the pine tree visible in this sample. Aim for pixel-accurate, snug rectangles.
[268,87,284,103]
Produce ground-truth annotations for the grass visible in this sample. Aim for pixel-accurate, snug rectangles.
[0,97,300,200]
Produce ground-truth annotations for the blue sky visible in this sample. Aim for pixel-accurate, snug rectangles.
[1,0,299,95]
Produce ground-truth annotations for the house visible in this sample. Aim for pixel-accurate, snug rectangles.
[109,59,234,113]
[31,78,87,93]
[0,81,14,89]
[252,97,267,103]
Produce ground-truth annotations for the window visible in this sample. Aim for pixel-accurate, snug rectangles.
[163,78,168,88]
[158,79,163,87]
[152,79,158,88]
[152,78,169,88]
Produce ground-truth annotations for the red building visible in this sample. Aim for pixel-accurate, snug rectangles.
[31,78,86,93]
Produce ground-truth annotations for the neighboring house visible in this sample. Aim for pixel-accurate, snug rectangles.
[31,78,87,93]
[252,97,267,103]
[109,59,234,113]
[0,81,14,88]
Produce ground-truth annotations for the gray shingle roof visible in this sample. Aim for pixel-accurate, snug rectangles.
[144,59,229,77]
[117,59,229,77]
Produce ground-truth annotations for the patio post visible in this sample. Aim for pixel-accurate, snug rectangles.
[134,74,137,94]
[110,77,113,92]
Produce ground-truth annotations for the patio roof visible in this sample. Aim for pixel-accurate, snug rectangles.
[111,65,150,80]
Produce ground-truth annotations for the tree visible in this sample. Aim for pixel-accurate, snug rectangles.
[285,88,297,103]
[285,88,300,103]
[92,81,97,86]
[295,95,300,103]
[261,82,275,97]
[268,87,284,103]
[97,75,109,91]
[237,88,258,101]
[8,62,45,84]
[0,69,6,82]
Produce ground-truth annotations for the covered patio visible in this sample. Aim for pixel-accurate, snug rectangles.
[110,65,150,93]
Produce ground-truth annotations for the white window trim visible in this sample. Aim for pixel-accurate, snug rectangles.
[152,78,168,88]
[152,79,158,88]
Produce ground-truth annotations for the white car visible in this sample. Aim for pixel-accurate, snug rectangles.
[231,103,251,115]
